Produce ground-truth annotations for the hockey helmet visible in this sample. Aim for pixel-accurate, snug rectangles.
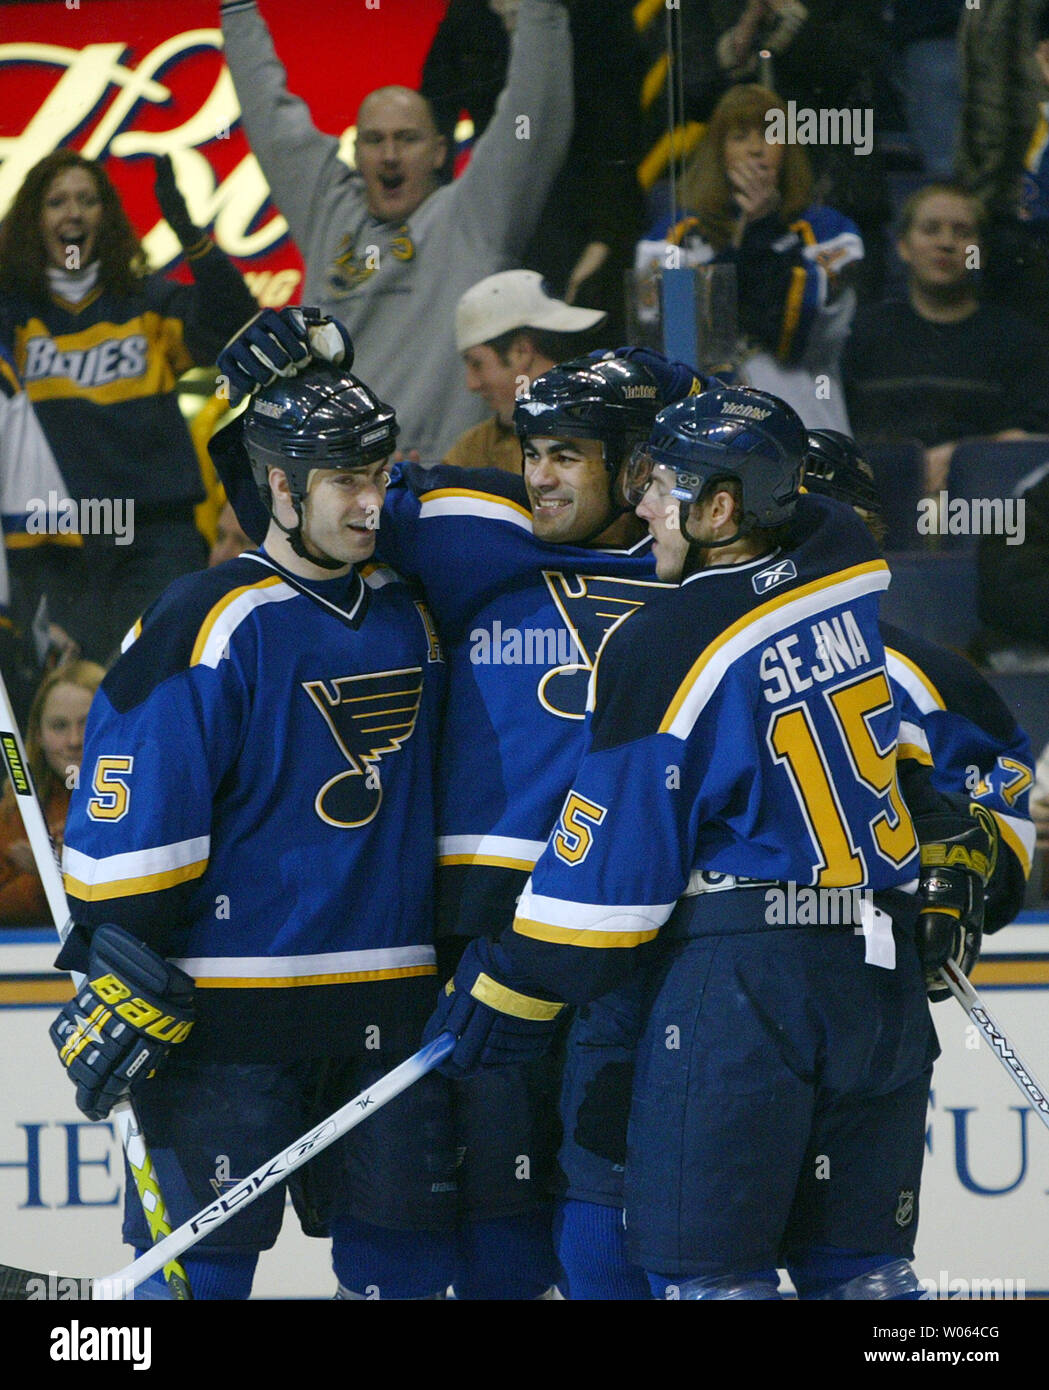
[513,354,665,479]
[803,429,882,515]
[242,361,398,567]
[624,387,806,541]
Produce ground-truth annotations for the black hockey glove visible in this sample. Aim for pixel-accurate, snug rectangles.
[218,307,354,404]
[421,936,565,1079]
[153,154,206,251]
[587,346,709,404]
[50,925,195,1121]
[914,812,992,1003]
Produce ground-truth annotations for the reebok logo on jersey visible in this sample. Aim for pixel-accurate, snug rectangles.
[752,558,797,593]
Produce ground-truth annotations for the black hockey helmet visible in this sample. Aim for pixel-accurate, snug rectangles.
[513,354,666,479]
[624,386,806,545]
[803,428,882,515]
[242,360,398,568]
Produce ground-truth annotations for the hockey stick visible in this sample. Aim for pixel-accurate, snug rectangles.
[0,1030,454,1299]
[940,960,1049,1134]
[0,673,192,1299]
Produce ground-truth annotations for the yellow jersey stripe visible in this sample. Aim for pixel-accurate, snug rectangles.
[419,487,532,522]
[660,559,890,735]
[777,265,808,360]
[190,575,287,666]
[513,917,659,949]
[885,647,946,712]
[65,858,209,902]
[193,964,437,989]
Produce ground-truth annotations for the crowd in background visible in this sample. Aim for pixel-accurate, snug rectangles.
[0,0,1048,920]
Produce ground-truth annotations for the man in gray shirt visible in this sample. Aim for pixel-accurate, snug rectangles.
[221,0,573,460]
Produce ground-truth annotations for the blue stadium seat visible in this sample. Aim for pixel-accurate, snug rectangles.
[943,440,1049,551]
[864,441,926,550]
[985,672,1049,764]
[881,552,979,651]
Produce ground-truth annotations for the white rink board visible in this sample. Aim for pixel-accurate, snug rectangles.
[2,924,1047,1300]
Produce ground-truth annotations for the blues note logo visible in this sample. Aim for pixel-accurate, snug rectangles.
[304,667,423,827]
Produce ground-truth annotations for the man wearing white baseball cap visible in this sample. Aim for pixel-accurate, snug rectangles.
[446,269,606,471]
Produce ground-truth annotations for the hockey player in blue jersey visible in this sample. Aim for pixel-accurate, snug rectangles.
[49,357,457,1299]
[426,387,961,1298]
[803,428,1035,967]
[216,309,705,1297]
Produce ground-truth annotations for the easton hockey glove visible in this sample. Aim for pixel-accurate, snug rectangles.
[218,307,354,403]
[422,936,565,1079]
[914,812,992,1003]
[50,925,195,1121]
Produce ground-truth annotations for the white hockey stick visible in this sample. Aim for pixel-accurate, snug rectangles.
[0,1030,454,1299]
[940,959,1049,1134]
[0,673,192,1299]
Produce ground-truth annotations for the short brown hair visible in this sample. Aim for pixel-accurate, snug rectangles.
[897,182,988,239]
[0,150,147,305]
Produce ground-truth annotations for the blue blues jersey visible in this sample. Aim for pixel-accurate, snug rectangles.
[499,497,919,1002]
[883,621,1035,928]
[61,551,445,1058]
[377,464,670,934]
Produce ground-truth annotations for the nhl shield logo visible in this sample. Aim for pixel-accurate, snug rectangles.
[895,1189,915,1228]
[752,558,797,594]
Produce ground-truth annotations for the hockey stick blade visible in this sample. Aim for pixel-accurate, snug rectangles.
[0,676,191,1298]
[940,961,1049,1133]
[0,1031,454,1299]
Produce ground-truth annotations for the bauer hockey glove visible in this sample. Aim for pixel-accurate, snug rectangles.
[50,925,195,1122]
[422,936,565,1078]
[914,811,992,1003]
[218,307,354,404]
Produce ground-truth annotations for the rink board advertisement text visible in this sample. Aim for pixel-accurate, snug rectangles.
[1,924,1048,1298]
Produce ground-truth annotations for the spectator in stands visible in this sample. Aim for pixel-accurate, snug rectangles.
[635,84,863,430]
[842,182,1049,492]
[447,270,606,472]
[208,499,254,567]
[656,1,890,300]
[956,0,1048,323]
[0,151,257,663]
[421,0,644,341]
[977,462,1049,664]
[0,660,104,926]
[889,1,964,179]
[221,0,572,461]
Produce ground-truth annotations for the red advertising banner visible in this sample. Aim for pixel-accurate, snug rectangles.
[0,0,449,306]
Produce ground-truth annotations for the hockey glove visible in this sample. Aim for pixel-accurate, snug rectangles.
[587,346,709,404]
[153,154,206,252]
[422,936,565,1079]
[50,925,195,1121]
[914,812,992,1002]
[218,307,354,404]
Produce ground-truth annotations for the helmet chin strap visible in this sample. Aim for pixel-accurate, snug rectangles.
[274,490,348,572]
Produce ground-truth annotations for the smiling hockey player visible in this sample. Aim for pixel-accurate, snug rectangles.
[50,357,457,1299]
[427,387,949,1299]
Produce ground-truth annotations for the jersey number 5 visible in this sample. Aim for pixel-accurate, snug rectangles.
[768,670,916,886]
[553,791,608,867]
[87,756,133,822]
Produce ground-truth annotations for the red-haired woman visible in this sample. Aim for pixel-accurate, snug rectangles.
[0,152,256,662]
[636,85,863,431]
